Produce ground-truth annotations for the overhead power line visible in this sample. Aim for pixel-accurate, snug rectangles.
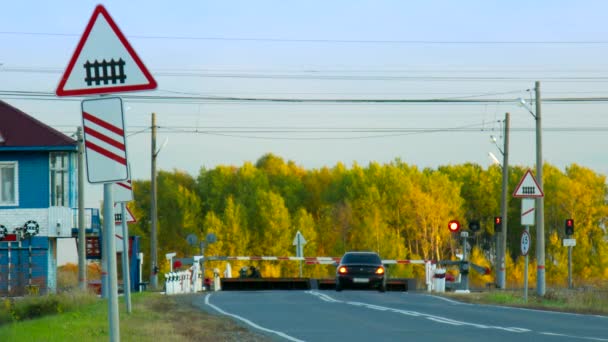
[5,66,608,82]
[3,90,608,104]
[53,125,608,141]
[3,31,608,45]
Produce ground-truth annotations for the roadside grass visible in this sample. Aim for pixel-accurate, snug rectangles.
[445,287,608,316]
[0,291,270,342]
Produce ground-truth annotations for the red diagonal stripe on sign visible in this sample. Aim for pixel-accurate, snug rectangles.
[117,182,132,191]
[522,207,535,216]
[83,111,124,135]
[84,126,125,150]
[86,140,127,165]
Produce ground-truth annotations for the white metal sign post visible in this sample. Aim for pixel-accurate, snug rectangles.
[114,176,135,314]
[563,238,576,288]
[80,96,126,341]
[513,170,543,303]
[521,229,531,302]
[292,231,307,277]
[56,5,157,342]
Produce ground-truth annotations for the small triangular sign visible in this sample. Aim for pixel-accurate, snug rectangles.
[513,169,544,198]
[292,231,307,246]
[56,5,157,96]
[114,203,137,224]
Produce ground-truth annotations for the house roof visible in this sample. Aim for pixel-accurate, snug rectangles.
[0,100,77,151]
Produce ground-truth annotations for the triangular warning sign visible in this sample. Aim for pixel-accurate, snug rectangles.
[56,5,157,96]
[114,203,137,224]
[513,169,544,198]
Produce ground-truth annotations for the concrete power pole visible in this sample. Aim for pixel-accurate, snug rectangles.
[535,81,545,296]
[150,113,158,289]
[77,126,87,291]
[498,113,510,289]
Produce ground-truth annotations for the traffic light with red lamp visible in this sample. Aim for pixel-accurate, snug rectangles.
[448,220,460,233]
[565,219,574,236]
[494,216,502,232]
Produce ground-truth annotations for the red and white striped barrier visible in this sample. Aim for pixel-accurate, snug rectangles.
[206,255,433,265]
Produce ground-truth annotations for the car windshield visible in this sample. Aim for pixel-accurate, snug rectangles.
[342,253,381,264]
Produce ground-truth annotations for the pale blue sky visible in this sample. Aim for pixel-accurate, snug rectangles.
[2,1,608,218]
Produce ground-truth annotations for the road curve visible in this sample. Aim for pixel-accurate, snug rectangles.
[190,291,608,342]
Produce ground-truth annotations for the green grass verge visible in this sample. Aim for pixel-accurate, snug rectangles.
[0,292,269,342]
[445,288,608,316]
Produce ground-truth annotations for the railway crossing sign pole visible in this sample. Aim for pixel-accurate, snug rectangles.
[293,231,306,277]
[514,170,542,302]
[114,177,135,314]
[521,227,531,302]
[56,5,157,342]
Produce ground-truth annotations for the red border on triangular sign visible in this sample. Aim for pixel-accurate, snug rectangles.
[56,4,157,96]
[513,169,544,198]
[114,203,137,224]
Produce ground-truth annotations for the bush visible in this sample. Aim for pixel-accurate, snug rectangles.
[0,290,98,325]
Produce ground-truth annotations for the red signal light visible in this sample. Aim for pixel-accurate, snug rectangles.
[494,216,503,232]
[448,220,460,232]
[565,219,574,235]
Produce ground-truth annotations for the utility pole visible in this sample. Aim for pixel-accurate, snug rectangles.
[77,126,87,291]
[150,113,158,290]
[535,81,545,296]
[498,113,510,289]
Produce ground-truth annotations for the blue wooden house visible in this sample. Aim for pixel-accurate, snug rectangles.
[0,100,78,295]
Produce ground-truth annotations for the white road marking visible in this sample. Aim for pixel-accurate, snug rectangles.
[309,291,608,340]
[482,302,608,319]
[205,294,305,342]
[306,290,340,303]
[307,291,531,334]
[540,332,608,341]
[423,294,469,305]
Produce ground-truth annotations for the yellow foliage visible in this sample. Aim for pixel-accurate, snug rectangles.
[468,247,493,287]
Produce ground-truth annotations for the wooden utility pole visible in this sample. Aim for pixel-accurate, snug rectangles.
[150,113,158,289]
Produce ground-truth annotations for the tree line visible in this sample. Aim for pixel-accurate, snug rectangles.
[127,153,608,287]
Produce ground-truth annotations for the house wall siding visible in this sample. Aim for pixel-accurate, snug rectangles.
[0,151,49,209]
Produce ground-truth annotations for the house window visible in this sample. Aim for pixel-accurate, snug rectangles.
[0,162,18,206]
[50,152,69,207]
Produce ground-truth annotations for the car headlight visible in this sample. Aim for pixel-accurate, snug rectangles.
[375,267,385,275]
[338,266,348,274]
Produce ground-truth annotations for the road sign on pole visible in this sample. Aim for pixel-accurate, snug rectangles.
[521,230,531,256]
[56,5,157,96]
[292,231,307,258]
[113,163,133,202]
[513,169,544,198]
[81,97,128,183]
[114,203,136,225]
[293,231,306,277]
[522,226,531,303]
[521,199,535,226]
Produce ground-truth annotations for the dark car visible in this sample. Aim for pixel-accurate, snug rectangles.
[336,251,386,292]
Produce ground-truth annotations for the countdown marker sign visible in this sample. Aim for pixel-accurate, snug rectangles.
[81,97,128,183]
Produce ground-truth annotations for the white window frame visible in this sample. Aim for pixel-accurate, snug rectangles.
[0,161,18,206]
[50,152,69,207]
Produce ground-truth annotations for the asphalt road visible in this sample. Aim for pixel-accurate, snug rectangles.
[191,290,608,342]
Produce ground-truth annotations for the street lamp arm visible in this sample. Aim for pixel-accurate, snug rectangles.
[154,137,169,157]
[517,98,536,119]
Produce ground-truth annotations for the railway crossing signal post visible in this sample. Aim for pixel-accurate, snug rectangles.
[513,170,543,301]
[56,5,157,341]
